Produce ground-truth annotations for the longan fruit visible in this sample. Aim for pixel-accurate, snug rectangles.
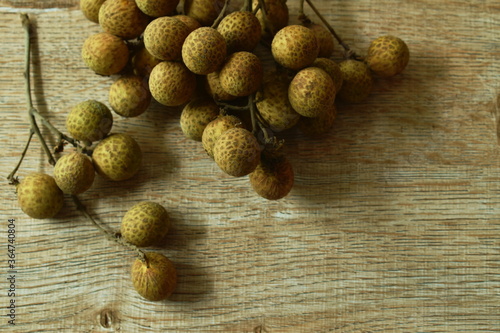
[81,32,129,76]
[53,152,95,195]
[109,75,151,117]
[66,100,113,144]
[99,0,150,40]
[182,27,227,75]
[131,252,177,301]
[121,201,170,247]
[143,16,191,61]
[16,173,64,219]
[219,51,263,97]
[271,25,319,70]
[148,61,197,107]
[365,35,410,77]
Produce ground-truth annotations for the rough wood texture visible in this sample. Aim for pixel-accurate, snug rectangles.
[1,0,499,332]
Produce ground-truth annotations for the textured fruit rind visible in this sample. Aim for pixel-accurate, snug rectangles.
[109,75,151,118]
[183,0,224,26]
[219,51,263,97]
[92,133,142,181]
[213,127,261,177]
[312,58,343,94]
[80,0,106,23]
[202,115,243,158]
[337,60,374,103]
[81,32,129,76]
[307,23,335,58]
[182,27,227,75]
[149,61,197,107]
[54,152,95,195]
[98,0,150,40]
[17,173,64,219]
[271,25,319,70]
[131,252,177,301]
[144,16,191,61]
[217,11,262,53]
[365,35,410,77]
[136,0,179,17]
[180,98,220,141]
[66,100,113,143]
[249,154,294,200]
[121,201,170,247]
[252,0,289,39]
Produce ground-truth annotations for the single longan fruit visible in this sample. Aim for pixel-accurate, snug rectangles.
[213,127,261,177]
[82,32,129,76]
[16,173,64,219]
[255,72,300,132]
[299,103,337,137]
[109,75,151,117]
[92,133,142,181]
[204,71,237,101]
[121,201,170,247]
[66,100,113,144]
[132,45,162,77]
[54,152,95,195]
[307,23,335,58]
[184,0,224,26]
[149,61,197,107]
[80,0,106,23]
[249,153,294,200]
[143,17,191,61]
[337,59,374,103]
[271,25,319,70]
[252,0,289,40]
[136,0,179,17]
[219,51,263,97]
[180,97,220,141]
[365,35,410,77]
[217,11,262,53]
[131,252,177,301]
[173,15,201,33]
[202,115,243,158]
[288,67,335,118]
[99,0,150,40]
[182,27,227,75]
[312,58,343,93]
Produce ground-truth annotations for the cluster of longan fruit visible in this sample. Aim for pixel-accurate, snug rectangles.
[15,0,410,302]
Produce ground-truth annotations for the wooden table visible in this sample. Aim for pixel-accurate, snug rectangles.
[1,0,499,332]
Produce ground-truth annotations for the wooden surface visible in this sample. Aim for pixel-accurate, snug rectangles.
[1,0,499,332]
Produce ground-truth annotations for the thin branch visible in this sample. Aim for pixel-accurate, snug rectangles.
[7,130,34,184]
[211,0,231,29]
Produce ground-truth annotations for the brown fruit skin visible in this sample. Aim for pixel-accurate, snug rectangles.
[271,25,319,71]
[219,51,263,97]
[213,127,261,177]
[182,27,227,75]
[337,60,374,103]
[98,0,150,40]
[149,61,197,107]
[92,133,142,181]
[136,0,179,17]
[299,103,337,137]
[17,173,64,219]
[54,152,95,195]
[255,73,300,132]
[205,71,237,101]
[180,98,220,141]
[144,17,191,62]
[202,115,243,158]
[288,67,335,118]
[252,0,289,40]
[307,23,335,58]
[173,15,202,33]
[217,11,262,53]
[121,202,170,247]
[365,35,410,77]
[184,0,224,26]
[109,75,151,117]
[80,0,106,23]
[81,32,129,76]
[131,252,177,301]
[312,58,343,94]
[249,154,294,200]
[132,45,161,77]
[66,100,113,144]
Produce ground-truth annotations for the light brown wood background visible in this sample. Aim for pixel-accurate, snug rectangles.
[1,0,499,332]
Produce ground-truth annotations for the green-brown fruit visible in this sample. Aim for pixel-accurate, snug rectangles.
[184,0,224,26]
[255,73,300,132]
[132,45,162,77]
[365,35,410,77]
[271,25,319,70]
[144,16,191,61]
[92,133,142,181]
[149,61,197,106]
[249,153,294,200]
[252,0,289,40]
[299,103,337,137]
[173,15,202,33]
[219,51,263,97]
[180,98,220,141]
[53,152,95,195]
[307,23,335,58]
[338,60,374,103]
[81,32,129,76]
[66,100,113,144]
[131,252,177,301]
[202,115,243,158]
[217,11,262,53]
[213,127,261,177]
[121,201,170,247]
[136,0,179,17]
[98,0,150,40]
[16,173,64,219]
[109,75,151,117]
[312,58,343,93]
[288,67,335,118]
[205,71,237,101]
[80,0,106,23]
[182,27,227,75]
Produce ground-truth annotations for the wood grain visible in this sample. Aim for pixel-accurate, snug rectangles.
[1,0,499,332]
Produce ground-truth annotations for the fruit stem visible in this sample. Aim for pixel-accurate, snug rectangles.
[71,195,147,263]
[303,0,362,60]
[7,131,34,185]
[242,0,252,12]
[211,0,231,29]
[257,0,276,37]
